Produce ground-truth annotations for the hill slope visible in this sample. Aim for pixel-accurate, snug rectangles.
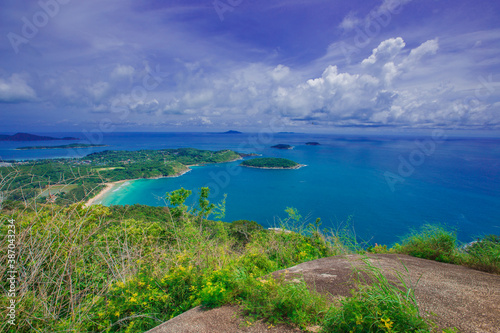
[148,254,500,333]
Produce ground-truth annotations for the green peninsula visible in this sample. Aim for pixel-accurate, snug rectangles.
[0,148,241,206]
[241,157,301,169]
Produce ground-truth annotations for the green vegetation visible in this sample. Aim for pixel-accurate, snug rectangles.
[239,274,328,329]
[1,157,497,332]
[323,261,431,333]
[241,157,299,169]
[397,224,457,263]
[0,148,240,206]
[16,143,108,150]
[369,224,500,274]
[461,234,500,273]
[0,189,338,332]
[1,187,489,332]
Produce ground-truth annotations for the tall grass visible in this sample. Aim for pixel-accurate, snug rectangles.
[1,183,497,332]
[395,224,457,263]
[460,234,500,274]
[0,188,340,332]
[322,259,432,333]
[375,224,500,274]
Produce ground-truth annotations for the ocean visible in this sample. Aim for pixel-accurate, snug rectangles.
[1,131,499,245]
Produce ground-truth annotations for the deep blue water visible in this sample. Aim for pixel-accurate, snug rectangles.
[1,132,499,245]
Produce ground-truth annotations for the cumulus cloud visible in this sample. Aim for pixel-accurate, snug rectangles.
[400,38,439,69]
[362,37,406,66]
[76,36,496,129]
[267,37,498,128]
[0,74,36,102]
[271,65,291,81]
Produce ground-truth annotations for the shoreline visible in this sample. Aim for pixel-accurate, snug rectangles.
[84,157,242,207]
[84,180,128,207]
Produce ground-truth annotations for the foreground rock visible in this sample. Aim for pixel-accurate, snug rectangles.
[147,254,500,333]
[145,306,300,333]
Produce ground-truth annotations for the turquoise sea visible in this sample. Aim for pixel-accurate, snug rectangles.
[1,132,499,245]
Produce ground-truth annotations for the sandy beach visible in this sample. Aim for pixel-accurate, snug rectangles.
[84,157,243,208]
[84,180,128,207]
[84,167,194,207]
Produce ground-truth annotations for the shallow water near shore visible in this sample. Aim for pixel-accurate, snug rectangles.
[2,132,499,245]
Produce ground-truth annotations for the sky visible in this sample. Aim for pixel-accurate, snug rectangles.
[0,0,499,134]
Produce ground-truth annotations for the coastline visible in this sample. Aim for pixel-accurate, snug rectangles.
[84,156,242,207]
[242,164,306,170]
[84,170,190,207]
[84,180,127,207]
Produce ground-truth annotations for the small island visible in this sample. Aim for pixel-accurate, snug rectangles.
[16,143,108,150]
[271,144,293,150]
[219,130,242,134]
[241,157,303,169]
[306,142,320,146]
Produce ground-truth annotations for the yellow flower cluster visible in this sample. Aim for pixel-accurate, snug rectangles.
[381,317,394,331]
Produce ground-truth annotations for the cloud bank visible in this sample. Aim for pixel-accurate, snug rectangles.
[0,0,499,131]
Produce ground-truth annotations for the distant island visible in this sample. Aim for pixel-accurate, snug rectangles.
[16,143,108,150]
[271,144,294,149]
[0,133,80,141]
[241,157,303,169]
[219,130,242,134]
[306,142,320,146]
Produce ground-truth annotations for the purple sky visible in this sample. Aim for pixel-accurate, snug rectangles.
[0,0,499,133]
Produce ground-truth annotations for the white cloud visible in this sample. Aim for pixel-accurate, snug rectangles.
[265,37,500,129]
[130,99,160,114]
[111,65,135,79]
[339,12,361,31]
[400,38,439,69]
[271,65,291,81]
[362,37,406,66]
[0,74,36,102]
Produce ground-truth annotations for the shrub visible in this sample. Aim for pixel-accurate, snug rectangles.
[238,273,329,329]
[322,260,431,333]
[461,234,500,273]
[228,219,263,245]
[395,224,457,263]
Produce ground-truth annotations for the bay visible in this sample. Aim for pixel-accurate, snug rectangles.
[1,132,499,245]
